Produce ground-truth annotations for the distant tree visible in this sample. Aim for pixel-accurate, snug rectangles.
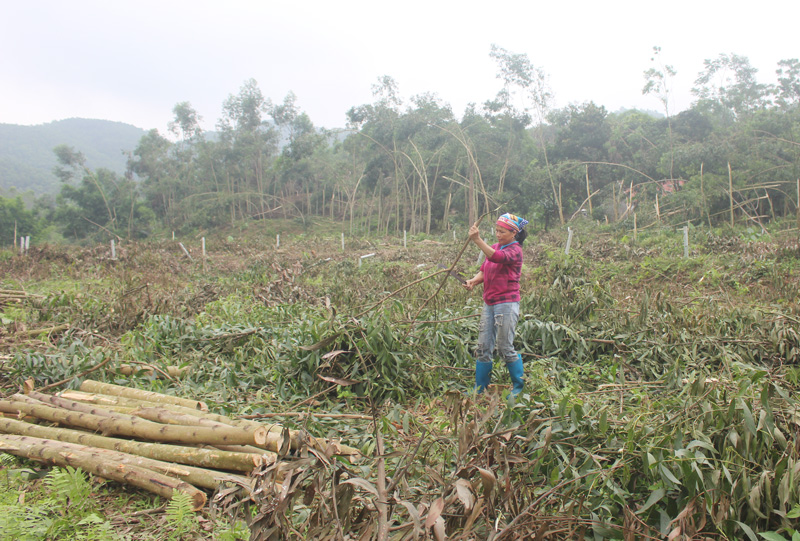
[489,44,561,224]
[546,102,612,213]
[345,76,404,233]
[270,92,329,218]
[643,46,677,182]
[0,195,40,247]
[774,58,800,109]
[168,101,204,141]
[217,79,280,223]
[692,53,770,118]
[127,130,176,222]
[54,145,154,240]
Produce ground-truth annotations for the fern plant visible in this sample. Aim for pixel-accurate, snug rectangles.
[44,466,93,511]
[165,490,198,540]
[0,464,121,541]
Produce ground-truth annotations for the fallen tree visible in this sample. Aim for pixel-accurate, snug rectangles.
[0,434,208,510]
[1,395,270,446]
[80,379,208,411]
[0,381,363,517]
[0,417,271,471]
[0,433,252,493]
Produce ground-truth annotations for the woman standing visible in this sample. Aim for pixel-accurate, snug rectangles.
[463,213,528,395]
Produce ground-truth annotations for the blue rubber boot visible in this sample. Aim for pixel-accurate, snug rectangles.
[506,354,524,396]
[475,361,493,394]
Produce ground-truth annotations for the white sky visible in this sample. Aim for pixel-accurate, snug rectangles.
[2,0,797,133]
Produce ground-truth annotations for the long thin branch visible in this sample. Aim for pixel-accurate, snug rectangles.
[353,269,449,318]
[82,216,122,242]
[407,206,500,327]
[373,397,390,541]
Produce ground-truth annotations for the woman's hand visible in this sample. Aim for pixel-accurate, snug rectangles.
[468,223,481,242]
[463,271,483,291]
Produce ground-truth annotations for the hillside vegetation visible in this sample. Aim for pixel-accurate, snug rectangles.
[0,118,145,195]
[1,219,799,539]
[1,51,799,251]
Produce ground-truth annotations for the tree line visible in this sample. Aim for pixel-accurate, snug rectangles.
[3,47,800,244]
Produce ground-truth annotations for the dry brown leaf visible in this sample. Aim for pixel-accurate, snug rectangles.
[454,478,475,512]
[425,496,446,530]
[317,374,359,386]
[476,467,496,499]
[433,516,447,541]
[396,499,422,538]
[320,349,349,361]
[341,477,380,498]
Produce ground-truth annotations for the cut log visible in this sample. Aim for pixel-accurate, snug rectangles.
[56,391,350,455]
[0,401,23,415]
[0,399,268,447]
[117,365,190,378]
[60,389,362,457]
[79,379,208,411]
[118,364,155,377]
[0,418,272,471]
[0,434,207,510]
[59,390,164,409]
[24,391,133,420]
[212,444,269,454]
[0,434,251,492]
[131,407,240,429]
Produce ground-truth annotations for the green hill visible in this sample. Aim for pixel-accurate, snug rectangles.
[0,118,147,196]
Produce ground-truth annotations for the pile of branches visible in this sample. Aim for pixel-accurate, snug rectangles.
[0,379,359,512]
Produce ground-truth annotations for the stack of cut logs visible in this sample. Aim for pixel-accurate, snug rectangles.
[0,379,360,510]
[0,289,40,307]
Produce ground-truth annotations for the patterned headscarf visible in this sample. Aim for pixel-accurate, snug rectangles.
[496,213,529,233]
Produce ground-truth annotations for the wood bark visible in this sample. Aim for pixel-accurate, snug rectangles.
[0,399,268,446]
[59,390,363,455]
[59,391,359,455]
[0,433,251,492]
[60,390,171,409]
[0,434,207,510]
[26,391,136,420]
[80,379,208,411]
[0,417,271,471]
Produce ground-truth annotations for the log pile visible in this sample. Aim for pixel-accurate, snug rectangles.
[0,289,43,307]
[0,379,361,510]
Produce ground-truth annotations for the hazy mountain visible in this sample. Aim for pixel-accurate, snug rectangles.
[0,118,147,196]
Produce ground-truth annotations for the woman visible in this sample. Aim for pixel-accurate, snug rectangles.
[463,213,528,395]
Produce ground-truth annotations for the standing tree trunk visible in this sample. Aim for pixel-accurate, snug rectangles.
[728,162,735,227]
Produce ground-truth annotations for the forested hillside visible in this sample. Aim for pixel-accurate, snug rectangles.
[1,52,798,246]
[0,118,146,195]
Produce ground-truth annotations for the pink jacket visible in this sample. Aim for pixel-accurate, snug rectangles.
[480,241,523,305]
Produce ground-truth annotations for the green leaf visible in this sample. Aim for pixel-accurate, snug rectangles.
[659,464,681,486]
[740,400,758,437]
[636,487,666,515]
[736,521,759,541]
[686,439,716,453]
[599,409,608,434]
[759,533,789,541]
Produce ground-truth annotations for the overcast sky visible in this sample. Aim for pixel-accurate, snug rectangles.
[2,0,797,133]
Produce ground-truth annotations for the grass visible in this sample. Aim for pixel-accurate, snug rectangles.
[1,218,799,539]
